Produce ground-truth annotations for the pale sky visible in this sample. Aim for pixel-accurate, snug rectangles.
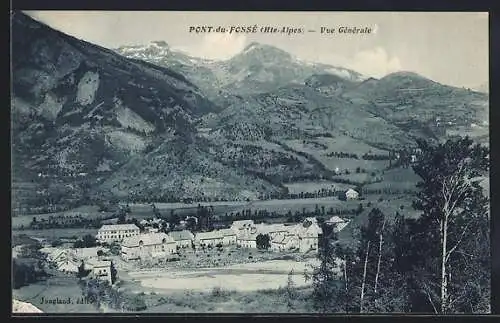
[24,11,489,88]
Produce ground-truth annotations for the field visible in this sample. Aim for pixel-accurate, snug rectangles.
[284,181,353,194]
[283,138,390,172]
[127,259,320,293]
[363,167,421,191]
[12,228,98,240]
[311,136,388,155]
[128,197,363,218]
[113,282,316,313]
[107,257,322,313]
[12,205,112,229]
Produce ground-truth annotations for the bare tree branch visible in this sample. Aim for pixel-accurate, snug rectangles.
[445,222,471,263]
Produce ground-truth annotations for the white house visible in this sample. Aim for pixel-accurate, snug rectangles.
[271,234,299,252]
[96,224,140,243]
[195,231,223,247]
[121,232,176,261]
[218,229,237,246]
[40,247,80,273]
[345,188,359,200]
[86,259,112,284]
[238,232,257,249]
[58,259,80,273]
[169,230,194,248]
[270,236,287,252]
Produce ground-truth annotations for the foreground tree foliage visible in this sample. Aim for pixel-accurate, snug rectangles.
[410,136,489,313]
[305,224,346,313]
[309,136,490,313]
[80,278,147,311]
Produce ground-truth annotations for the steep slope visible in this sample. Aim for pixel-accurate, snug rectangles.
[11,12,280,210]
[204,84,412,149]
[98,135,283,202]
[12,11,215,172]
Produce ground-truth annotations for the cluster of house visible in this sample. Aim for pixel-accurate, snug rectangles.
[40,246,113,284]
[34,215,350,285]
[95,215,350,262]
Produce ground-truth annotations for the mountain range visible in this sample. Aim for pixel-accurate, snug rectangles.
[115,41,366,105]
[11,12,489,211]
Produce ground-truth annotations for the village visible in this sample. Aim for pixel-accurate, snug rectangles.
[37,210,352,285]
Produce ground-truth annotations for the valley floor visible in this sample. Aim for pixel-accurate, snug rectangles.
[122,259,319,293]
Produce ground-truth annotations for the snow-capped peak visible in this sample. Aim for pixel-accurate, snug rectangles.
[242,42,262,54]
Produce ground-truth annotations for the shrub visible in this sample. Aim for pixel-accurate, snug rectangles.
[210,287,232,298]
[124,295,147,311]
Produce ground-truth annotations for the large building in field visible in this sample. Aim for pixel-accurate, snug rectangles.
[238,232,257,249]
[270,233,299,252]
[121,232,176,261]
[218,229,237,246]
[255,223,289,240]
[96,224,140,243]
[194,231,224,247]
[169,230,194,248]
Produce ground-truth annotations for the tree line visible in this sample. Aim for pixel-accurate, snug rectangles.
[324,151,393,161]
[361,188,418,195]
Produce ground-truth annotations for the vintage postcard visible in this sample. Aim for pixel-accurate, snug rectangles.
[11,11,490,314]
